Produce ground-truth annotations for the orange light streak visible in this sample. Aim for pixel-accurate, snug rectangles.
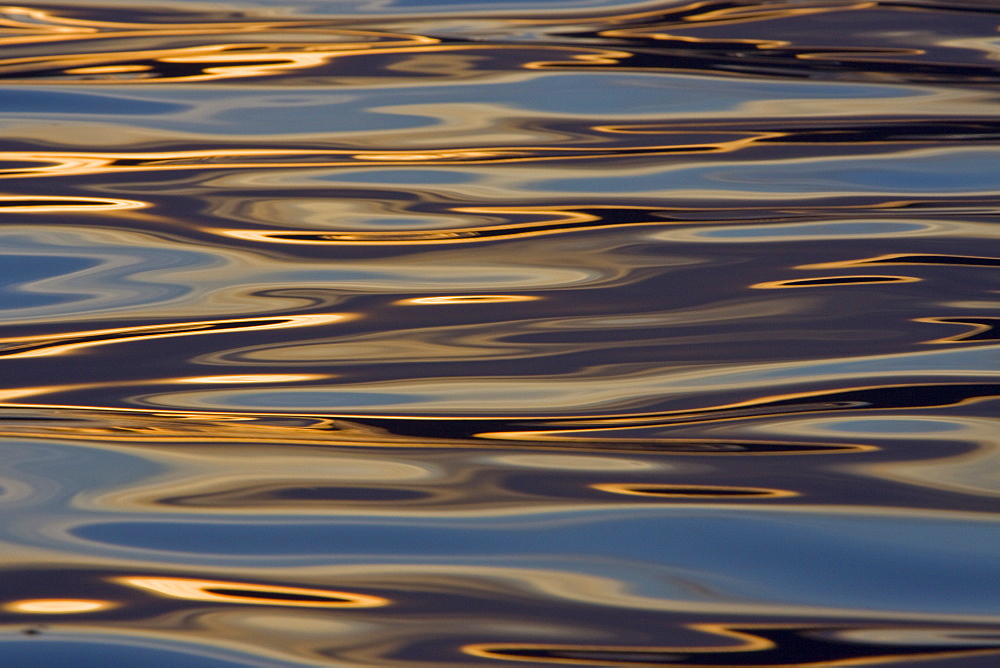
[117,576,388,609]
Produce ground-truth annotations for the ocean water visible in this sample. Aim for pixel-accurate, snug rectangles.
[0,0,998,665]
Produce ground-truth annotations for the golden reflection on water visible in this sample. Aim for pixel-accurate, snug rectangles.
[396,295,542,304]
[463,622,1000,666]
[0,314,354,359]
[751,275,921,289]
[5,599,116,614]
[173,374,332,384]
[0,31,639,85]
[0,129,771,181]
[117,577,388,609]
[799,253,1000,269]
[591,483,798,498]
[0,196,145,212]
[124,371,991,423]
[915,317,1000,344]
[0,402,877,457]
[214,205,670,246]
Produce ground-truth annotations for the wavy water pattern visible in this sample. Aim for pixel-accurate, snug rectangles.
[0,1,998,665]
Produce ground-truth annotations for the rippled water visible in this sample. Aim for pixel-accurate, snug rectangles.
[1,0,998,665]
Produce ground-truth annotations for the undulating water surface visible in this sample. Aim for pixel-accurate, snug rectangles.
[0,0,998,665]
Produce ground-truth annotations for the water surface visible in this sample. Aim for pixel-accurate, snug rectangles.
[0,0,998,665]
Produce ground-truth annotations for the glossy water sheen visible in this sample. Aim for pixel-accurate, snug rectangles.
[0,1,998,665]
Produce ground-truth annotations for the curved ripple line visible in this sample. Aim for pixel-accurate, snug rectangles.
[0,314,352,359]
[116,576,388,609]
